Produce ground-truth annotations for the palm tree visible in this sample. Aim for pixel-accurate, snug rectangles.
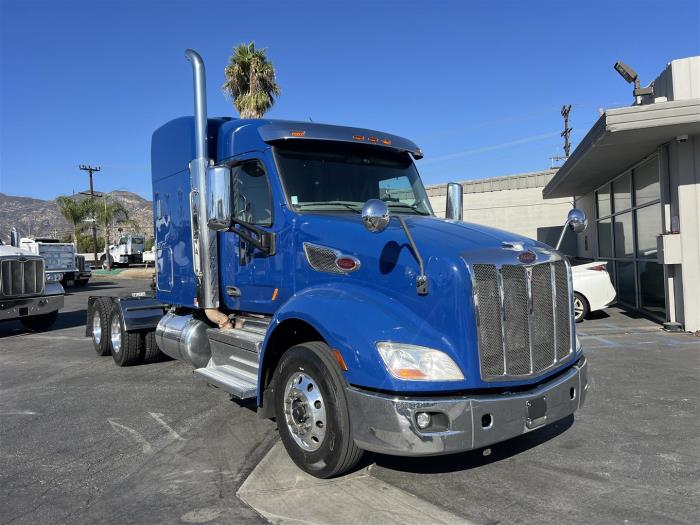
[94,197,129,269]
[56,196,92,246]
[222,42,281,118]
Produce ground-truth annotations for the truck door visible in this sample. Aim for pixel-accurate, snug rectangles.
[220,156,279,314]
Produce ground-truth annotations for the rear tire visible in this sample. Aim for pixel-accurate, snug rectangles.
[109,309,143,366]
[273,341,363,479]
[143,331,165,363]
[20,311,58,331]
[90,298,112,356]
[574,292,589,323]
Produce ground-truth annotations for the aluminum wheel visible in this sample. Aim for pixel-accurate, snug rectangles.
[574,296,585,321]
[92,312,102,345]
[110,316,122,354]
[283,371,327,452]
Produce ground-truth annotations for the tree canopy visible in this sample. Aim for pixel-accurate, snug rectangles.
[222,42,280,119]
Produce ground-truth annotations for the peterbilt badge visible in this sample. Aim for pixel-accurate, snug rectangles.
[518,251,537,264]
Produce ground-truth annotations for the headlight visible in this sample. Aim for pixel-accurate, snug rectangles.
[46,273,63,282]
[376,342,464,381]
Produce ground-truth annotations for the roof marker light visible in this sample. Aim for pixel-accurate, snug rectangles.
[353,135,365,141]
[368,136,378,143]
[290,130,306,137]
[381,139,392,145]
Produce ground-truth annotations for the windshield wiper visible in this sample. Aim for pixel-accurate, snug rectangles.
[295,201,362,214]
[384,202,431,215]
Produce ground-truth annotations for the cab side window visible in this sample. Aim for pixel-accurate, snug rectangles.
[232,160,273,227]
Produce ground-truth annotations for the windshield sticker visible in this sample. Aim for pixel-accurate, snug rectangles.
[291,195,298,205]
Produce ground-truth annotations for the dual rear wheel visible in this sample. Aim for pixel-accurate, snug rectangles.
[90,297,163,365]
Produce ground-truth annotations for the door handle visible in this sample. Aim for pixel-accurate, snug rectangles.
[226,286,241,297]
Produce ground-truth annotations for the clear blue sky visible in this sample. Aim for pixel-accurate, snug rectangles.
[1,0,699,200]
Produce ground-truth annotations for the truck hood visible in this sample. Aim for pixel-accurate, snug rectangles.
[0,245,39,258]
[297,212,545,257]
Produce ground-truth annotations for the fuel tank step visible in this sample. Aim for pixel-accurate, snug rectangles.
[193,365,257,400]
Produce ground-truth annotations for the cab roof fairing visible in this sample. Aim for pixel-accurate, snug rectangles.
[215,119,424,162]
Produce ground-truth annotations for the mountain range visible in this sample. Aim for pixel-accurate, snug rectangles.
[0,190,154,244]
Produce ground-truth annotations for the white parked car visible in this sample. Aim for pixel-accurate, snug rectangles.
[571,260,616,322]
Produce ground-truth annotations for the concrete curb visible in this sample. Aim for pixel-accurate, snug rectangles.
[237,442,471,525]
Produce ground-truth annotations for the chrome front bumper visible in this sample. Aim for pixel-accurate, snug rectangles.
[346,356,588,456]
[0,293,64,321]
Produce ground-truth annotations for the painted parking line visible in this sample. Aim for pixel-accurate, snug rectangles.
[238,442,470,525]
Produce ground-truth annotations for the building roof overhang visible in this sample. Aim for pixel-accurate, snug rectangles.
[543,98,700,198]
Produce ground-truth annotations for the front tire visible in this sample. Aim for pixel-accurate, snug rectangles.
[574,292,589,323]
[20,311,58,331]
[109,309,143,366]
[273,341,363,479]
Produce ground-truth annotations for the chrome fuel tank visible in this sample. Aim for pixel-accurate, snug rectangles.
[155,311,211,368]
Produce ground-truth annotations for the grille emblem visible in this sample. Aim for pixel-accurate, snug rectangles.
[518,251,537,264]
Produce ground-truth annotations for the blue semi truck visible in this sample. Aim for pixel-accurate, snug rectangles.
[86,50,589,478]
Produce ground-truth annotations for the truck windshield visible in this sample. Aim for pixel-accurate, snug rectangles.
[274,141,433,215]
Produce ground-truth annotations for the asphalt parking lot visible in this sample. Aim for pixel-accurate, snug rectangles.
[1,279,699,524]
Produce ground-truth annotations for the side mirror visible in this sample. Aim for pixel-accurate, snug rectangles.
[206,165,232,231]
[361,199,390,233]
[445,182,463,221]
[567,208,587,233]
[555,208,587,250]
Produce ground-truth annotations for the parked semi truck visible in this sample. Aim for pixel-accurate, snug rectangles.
[1,236,64,330]
[86,50,589,478]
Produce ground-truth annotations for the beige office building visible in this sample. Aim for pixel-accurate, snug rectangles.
[544,56,700,332]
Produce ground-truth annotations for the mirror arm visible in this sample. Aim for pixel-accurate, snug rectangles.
[225,217,276,255]
[397,216,428,296]
[555,219,572,251]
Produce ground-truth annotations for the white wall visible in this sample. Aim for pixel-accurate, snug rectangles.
[429,185,573,247]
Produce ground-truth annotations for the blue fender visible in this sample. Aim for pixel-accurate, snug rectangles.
[258,282,466,403]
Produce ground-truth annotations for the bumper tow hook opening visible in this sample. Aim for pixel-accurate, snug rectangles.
[569,387,576,400]
[481,413,493,429]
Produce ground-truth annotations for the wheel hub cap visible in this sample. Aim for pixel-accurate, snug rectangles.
[110,316,121,354]
[283,372,326,452]
[92,313,102,344]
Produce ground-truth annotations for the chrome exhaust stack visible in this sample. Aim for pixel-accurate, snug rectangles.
[185,49,219,309]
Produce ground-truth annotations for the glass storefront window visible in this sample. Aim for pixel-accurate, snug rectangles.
[615,261,636,306]
[636,203,661,259]
[638,261,666,318]
[613,172,632,212]
[598,218,613,258]
[597,185,611,217]
[595,155,664,320]
[613,212,633,258]
[634,158,660,206]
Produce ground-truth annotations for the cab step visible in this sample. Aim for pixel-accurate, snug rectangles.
[193,365,257,399]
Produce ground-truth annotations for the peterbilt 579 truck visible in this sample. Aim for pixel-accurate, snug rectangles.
[86,50,589,478]
[1,236,64,330]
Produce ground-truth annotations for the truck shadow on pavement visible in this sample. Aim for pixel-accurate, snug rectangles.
[372,414,574,474]
[0,308,88,338]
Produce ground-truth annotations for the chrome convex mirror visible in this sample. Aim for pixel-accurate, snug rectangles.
[555,208,587,250]
[206,165,232,231]
[445,182,463,221]
[361,199,390,233]
[567,208,587,233]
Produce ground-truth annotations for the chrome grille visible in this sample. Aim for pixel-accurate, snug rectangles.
[472,260,573,381]
[0,258,45,298]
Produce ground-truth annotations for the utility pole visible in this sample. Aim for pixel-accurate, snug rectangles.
[561,104,572,157]
[79,164,101,265]
[550,105,573,169]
